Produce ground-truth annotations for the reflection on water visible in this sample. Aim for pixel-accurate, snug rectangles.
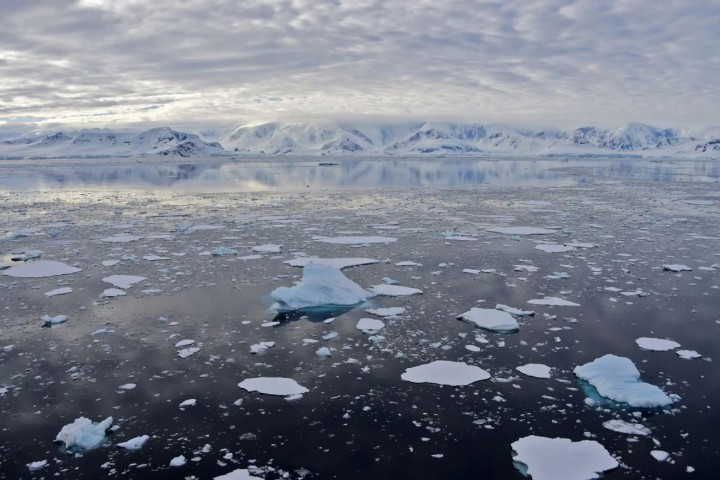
[0,158,717,192]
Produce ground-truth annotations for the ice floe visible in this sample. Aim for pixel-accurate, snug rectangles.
[356,318,385,334]
[101,233,141,243]
[496,304,535,316]
[527,297,580,307]
[271,264,374,311]
[252,244,282,253]
[676,349,701,359]
[313,235,397,245]
[169,455,186,467]
[486,226,556,235]
[41,314,68,328]
[26,460,48,471]
[458,308,519,333]
[238,377,309,396]
[250,341,275,354]
[635,337,680,351]
[574,354,674,408]
[651,450,670,462]
[3,260,81,278]
[663,264,692,272]
[511,435,618,480]
[117,435,149,450]
[102,275,146,289]
[179,398,197,407]
[285,257,379,269]
[365,306,406,317]
[177,347,200,358]
[54,416,113,452]
[101,288,126,298]
[535,244,576,253]
[214,469,262,480]
[44,287,73,297]
[602,419,651,436]
[401,360,491,386]
[370,284,423,296]
[516,363,552,379]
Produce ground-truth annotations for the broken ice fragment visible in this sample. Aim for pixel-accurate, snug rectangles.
[179,398,197,407]
[26,460,48,471]
[527,297,580,307]
[650,450,670,462]
[177,347,200,358]
[356,318,385,334]
[365,307,406,317]
[535,244,575,253]
[284,257,379,269]
[116,435,149,450]
[250,341,275,354]
[44,287,73,297]
[101,288,126,298]
[251,244,282,253]
[516,363,552,379]
[174,339,195,348]
[486,226,556,235]
[41,314,68,328]
[458,308,519,333]
[676,349,701,359]
[211,247,238,256]
[214,469,262,480]
[3,260,81,278]
[370,284,423,296]
[102,275,146,289]
[401,360,491,386]
[315,347,332,357]
[574,354,673,408]
[663,264,692,272]
[238,377,309,396]
[169,455,186,467]
[313,235,397,245]
[511,435,618,480]
[602,420,651,436]
[496,304,535,316]
[101,233,141,243]
[55,416,113,452]
[635,337,680,351]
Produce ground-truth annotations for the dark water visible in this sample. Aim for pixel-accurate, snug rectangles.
[0,157,719,479]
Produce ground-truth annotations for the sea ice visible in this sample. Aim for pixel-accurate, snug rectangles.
[174,339,195,348]
[179,399,197,407]
[458,308,519,333]
[663,264,692,272]
[177,347,200,358]
[27,460,48,471]
[365,306,406,317]
[102,275,146,289]
[370,284,423,296]
[356,318,385,334]
[100,233,141,243]
[527,297,580,307]
[42,314,68,327]
[316,347,332,357]
[102,259,120,267]
[676,349,701,359]
[44,287,73,297]
[117,435,149,450]
[211,247,237,256]
[396,261,422,266]
[101,288,126,298]
[169,455,186,467]
[285,257,378,269]
[252,244,282,253]
[3,260,81,278]
[651,450,670,462]
[250,341,275,354]
[55,416,113,452]
[401,360,491,386]
[214,469,262,480]
[635,337,680,351]
[496,304,535,316]
[511,435,618,480]
[535,244,576,253]
[516,363,552,379]
[602,420,651,436]
[486,226,556,235]
[271,264,374,311]
[238,377,309,396]
[574,354,674,408]
[313,235,397,245]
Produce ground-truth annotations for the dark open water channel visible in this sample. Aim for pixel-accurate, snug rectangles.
[0,157,718,479]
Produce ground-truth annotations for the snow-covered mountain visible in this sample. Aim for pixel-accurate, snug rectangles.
[0,127,227,159]
[1,121,718,159]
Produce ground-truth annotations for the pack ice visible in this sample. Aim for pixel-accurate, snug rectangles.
[54,416,113,452]
[511,435,618,480]
[574,354,674,408]
[271,264,374,311]
[458,308,519,333]
[3,260,81,278]
[401,360,491,386]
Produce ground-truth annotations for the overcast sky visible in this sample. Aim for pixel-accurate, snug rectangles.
[1,0,719,130]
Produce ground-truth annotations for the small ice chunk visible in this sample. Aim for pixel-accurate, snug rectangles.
[41,314,68,327]
[574,354,673,408]
[356,318,385,334]
[365,307,406,317]
[535,244,576,253]
[496,304,535,316]
[102,275,146,289]
[486,226,556,235]
[465,345,481,352]
[313,235,397,245]
[174,339,195,348]
[214,469,263,480]
[527,297,580,307]
[101,288,126,298]
[45,287,73,297]
[401,360,491,386]
[602,420,651,436]
[27,460,48,471]
[651,450,670,462]
[396,261,422,266]
[238,377,309,396]
[516,363,552,379]
[316,347,332,357]
[663,264,692,272]
[676,349,701,359]
[179,399,197,407]
[177,347,200,358]
[143,254,170,261]
[102,259,120,267]
[458,308,519,333]
[169,455,186,467]
[511,435,618,480]
[370,284,423,296]
[117,435,149,450]
[118,383,136,390]
[55,416,113,452]
[271,264,374,311]
[3,260,81,278]
[252,244,282,253]
[635,337,680,351]
[211,247,238,256]
[284,257,379,269]
[250,341,275,354]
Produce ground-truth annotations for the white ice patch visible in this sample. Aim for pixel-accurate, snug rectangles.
[3,260,81,278]
[676,349,701,359]
[313,235,397,245]
[458,308,519,333]
[169,455,186,467]
[118,383,136,390]
[117,435,149,450]
[365,306,406,317]
[238,377,309,396]
[535,244,576,253]
[401,360,491,386]
[143,254,170,261]
[271,264,374,311]
[177,347,200,358]
[574,354,674,408]
[102,275,146,289]
[511,435,618,480]
[101,288,126,298]
[370,284,423,296]
[42,314,68,327]
[55,416,113,452]
[26,460,48,471]
[663,264,692,272]
[250,341,275,354]
[100,233,141,243]
[651,450,670,462]
[44,287,73,297]
[527,297,580,307]
[214,469,263,480]
[496,304,535,316]
[252,244,282,253]
[516,363,552,379]
[635,337,680,351]
[486,226,556,235]
[602,420,651,436]
[356,318,385,334]
[396,261,422,266]
[102,259,120,267]
[179,398,197,407]
[285,257,379,269]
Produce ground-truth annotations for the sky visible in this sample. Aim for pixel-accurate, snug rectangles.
[1,0,719,132]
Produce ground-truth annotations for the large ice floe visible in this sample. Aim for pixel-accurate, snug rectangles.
[3,260,81,278]
[238,377,309,396]
[458,308,519,333]
[574,354,674,408]
[401,360,491,386]
[511,435,618,480]
[54,416,113,452]
[271,264,374,311]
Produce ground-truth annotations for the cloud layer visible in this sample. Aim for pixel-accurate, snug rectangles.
[1,0,718,128]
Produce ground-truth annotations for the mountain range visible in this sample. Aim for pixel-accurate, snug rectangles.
[1,121,718,159]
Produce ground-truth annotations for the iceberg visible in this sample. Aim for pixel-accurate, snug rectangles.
[3,260,81,278]
[458,308,519,333]
[271,264,374,311]
[54,416,113,452]
[401,360,491,386]
[574,354,674,408]
[511,435,618,480]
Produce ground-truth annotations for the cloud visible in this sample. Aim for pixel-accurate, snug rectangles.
[0,0,718,128]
